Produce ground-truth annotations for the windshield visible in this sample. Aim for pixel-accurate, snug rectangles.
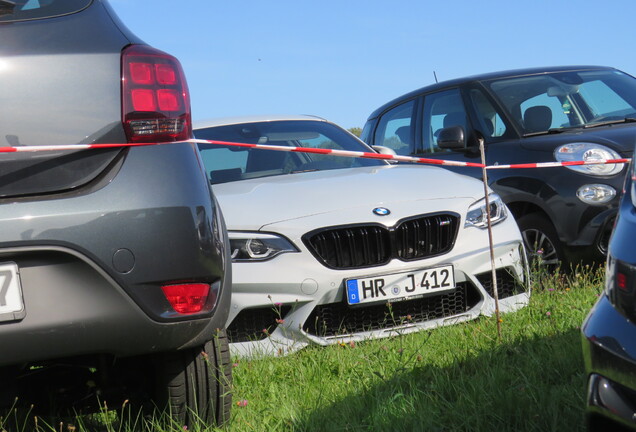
[484,69,636,135]
[195,120,385,184]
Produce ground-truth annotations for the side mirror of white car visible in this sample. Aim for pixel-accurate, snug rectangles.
[372,145,399,164]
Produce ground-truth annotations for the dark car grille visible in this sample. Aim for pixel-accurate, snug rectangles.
[303,213,459,269]
[303,281,480,337]
[227,305,292,343]
[476,269,526,299]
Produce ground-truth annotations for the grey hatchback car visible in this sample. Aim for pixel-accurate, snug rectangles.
[0,0,231,427]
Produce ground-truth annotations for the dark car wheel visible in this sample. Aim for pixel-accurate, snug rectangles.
[517,213,565,273]
[153,329,232,428]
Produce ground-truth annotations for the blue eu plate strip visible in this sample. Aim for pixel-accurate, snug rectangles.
[346,279,360,304]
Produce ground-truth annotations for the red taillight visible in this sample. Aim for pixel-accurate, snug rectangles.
[161,283,210,315]
[131,89,156,111]
[122,45,192,143]
[617,272,628,291]
[156,64,177,85]
[129,62,154,85]
[157,89,180,111]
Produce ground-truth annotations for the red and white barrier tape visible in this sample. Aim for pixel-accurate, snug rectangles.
[0,142,159,153]
[0,139,630,169]
[194,139,632,169]
[191,139,485,168]
[487,159,630,169]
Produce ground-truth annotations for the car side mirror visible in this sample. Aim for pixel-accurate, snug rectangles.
[372,145,397,156]
[372,145,399,163]
[437,125,465,150]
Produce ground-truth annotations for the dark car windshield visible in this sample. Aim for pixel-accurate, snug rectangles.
[0,0,91,22]
[484,69,636,135]
[195,120,385,184]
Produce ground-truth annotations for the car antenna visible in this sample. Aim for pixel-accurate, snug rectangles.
[433,71,439,83]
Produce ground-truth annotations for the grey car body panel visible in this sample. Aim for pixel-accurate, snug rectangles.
[0,146,232,367]
[0,0,231,367]
[0,0,140,197]
[0,1,128,146]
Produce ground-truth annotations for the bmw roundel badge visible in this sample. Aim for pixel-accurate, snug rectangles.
[373,207,390,216]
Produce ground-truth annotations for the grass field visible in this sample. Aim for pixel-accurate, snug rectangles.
[1,266,604,432]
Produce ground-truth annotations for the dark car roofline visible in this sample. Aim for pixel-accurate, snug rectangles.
[366,65,616,121]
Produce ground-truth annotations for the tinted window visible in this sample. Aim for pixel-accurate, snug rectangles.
[195,120,385,184]
[469,89,508,138]
[520,93,569,130]
[372,100,415,155]
[421,89,467,154]
[0,0,91,22]
[360,121,373,144]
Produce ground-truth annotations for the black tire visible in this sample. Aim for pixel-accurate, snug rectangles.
[517,213,565,272]
[153,329,232,428]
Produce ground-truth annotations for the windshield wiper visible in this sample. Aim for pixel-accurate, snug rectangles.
[523,128,567,137]
[584,117,636,129]
[523,117,636,137]
[289,168,319,174]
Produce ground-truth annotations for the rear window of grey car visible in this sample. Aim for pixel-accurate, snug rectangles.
[0,0,91,22]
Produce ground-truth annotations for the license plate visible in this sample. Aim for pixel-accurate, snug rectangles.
[0,262,24,320]
[346,265,455,305]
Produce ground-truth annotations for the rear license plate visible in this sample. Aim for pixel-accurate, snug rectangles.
[0,262,24,320]
[346,265,455,305]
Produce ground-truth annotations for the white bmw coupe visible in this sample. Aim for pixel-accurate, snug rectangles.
[195,115,529,356]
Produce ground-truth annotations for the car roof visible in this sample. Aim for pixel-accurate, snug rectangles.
[366,65,616,120]
[194,114,327,130]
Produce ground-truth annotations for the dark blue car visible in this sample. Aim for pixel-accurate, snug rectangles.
[582,158,636,430]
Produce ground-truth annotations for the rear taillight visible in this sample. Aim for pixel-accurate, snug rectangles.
[606,257,636,322]
[161,283,210,314]
[122,45,192,143]
[617,271,628,291]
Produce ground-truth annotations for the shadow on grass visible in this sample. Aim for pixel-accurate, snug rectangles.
[297,328,586,432]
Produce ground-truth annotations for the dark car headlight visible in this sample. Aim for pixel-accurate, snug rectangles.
[555,143,624,176]
[229,232,298,261]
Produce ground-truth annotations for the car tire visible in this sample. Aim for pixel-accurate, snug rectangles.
[153,329,232,428]
[517,213,565,272]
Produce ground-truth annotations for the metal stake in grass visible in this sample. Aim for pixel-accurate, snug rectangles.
[479,137,502,340]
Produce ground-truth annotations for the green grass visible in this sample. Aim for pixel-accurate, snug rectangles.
[1,266,604,432]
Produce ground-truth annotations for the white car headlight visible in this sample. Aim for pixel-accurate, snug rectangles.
[229,232,298,261]
[554,143,624,176]
[465,194,507,229]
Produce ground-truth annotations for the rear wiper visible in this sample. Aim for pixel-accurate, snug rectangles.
[584,117,636,129]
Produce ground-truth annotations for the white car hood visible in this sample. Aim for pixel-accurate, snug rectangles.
[213,164,487,230]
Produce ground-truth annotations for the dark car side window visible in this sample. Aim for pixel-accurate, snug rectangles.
[0,0,91,22]
[372,100,415,156]
[420,89,467,154]
[469,88,509,139]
